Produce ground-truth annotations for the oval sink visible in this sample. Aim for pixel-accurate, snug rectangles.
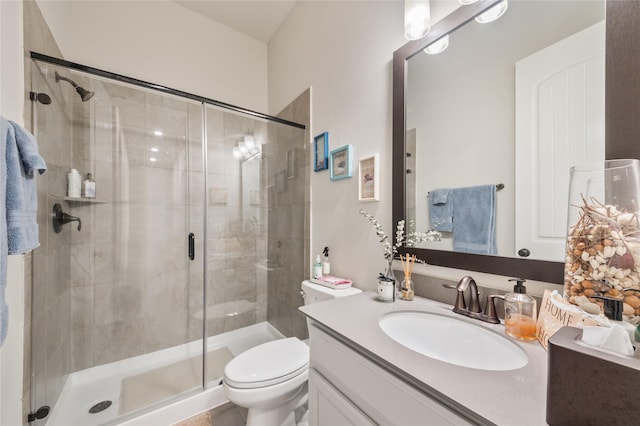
[379,311,528,371]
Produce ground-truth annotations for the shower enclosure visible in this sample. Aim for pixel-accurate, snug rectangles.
[28,53,307,425]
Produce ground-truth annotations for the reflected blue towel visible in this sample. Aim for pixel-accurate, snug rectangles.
[451,185,496,255]
[428,188,453,232]
[0,116,46,346]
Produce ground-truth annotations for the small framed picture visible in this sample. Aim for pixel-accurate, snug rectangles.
[358,154,380,201]
[314,132,329,172]
[330,144,353,181]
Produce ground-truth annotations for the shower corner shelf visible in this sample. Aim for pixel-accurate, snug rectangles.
[63,196,107,204]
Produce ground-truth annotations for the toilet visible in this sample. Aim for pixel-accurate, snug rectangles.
[223,280,362,426]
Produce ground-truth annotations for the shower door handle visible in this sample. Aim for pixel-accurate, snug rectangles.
[188,233,195,260]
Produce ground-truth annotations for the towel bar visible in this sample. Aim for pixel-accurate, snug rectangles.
[428,183,504,195]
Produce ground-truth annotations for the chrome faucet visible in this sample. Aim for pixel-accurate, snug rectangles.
[444,276,501,324]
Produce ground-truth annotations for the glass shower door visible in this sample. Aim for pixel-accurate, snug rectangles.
[29,60,206,425]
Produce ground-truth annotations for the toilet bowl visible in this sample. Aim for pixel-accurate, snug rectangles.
[223,281,362,426]
[224,337,309,426]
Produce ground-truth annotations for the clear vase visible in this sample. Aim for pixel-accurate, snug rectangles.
[400,276,415,301]
[565,159,640,322]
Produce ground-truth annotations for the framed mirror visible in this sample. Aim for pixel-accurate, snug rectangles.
[392,0,634,283]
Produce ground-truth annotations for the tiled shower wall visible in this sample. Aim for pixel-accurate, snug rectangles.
[267,89,311,340]
[67,84,279,370]
[67,86,196,369]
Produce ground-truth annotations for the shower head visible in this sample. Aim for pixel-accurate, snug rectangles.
[76,86,94,102]
[54,71,94,102]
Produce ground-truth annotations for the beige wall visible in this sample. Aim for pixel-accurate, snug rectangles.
[268,1,407,289]
[35,0,269,113]
[0,1,27,424]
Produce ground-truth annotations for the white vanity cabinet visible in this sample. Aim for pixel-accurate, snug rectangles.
[308,323,473,426]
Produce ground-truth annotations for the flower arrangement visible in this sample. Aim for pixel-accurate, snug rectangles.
[359,209,441,276]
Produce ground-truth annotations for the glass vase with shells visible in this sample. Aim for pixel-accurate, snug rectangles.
[564,159,640,323]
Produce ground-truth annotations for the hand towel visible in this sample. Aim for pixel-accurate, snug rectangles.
[0,116,46,346]
[6,118,47,254]
[451,185,497,255]
[428,188,453,232]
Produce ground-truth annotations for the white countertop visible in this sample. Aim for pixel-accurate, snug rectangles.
[300,291,549,426]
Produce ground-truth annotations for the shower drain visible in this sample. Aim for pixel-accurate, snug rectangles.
[89,400,112,414]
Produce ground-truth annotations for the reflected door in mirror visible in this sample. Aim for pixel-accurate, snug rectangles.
[515,21,605,262]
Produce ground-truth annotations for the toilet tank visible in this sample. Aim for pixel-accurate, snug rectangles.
[301,280,362,305]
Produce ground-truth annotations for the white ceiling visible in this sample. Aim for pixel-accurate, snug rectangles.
[173,0,298,43]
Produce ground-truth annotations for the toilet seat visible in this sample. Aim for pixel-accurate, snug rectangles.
[224,337,309,389]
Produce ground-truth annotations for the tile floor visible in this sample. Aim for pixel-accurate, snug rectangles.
[175,402,247,426]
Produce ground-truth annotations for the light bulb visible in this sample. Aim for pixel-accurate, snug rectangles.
[244,134,256,150]
[475,0,508,24]
[424,35,450,55]
[232,144,241,159]
[404,1,431,40]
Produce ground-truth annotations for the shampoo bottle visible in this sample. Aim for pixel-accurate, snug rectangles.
[504,278,537,341]
[67,168,81,198]
[313,254,322,279]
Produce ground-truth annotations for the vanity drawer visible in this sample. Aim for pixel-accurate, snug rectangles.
[308,323,472,426]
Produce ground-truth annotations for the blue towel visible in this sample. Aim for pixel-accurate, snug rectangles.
[0,116,46,346]
[428,188,453,232]
[451,185,497,255]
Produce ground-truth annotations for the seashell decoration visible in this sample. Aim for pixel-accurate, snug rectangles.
[564,196,640,322]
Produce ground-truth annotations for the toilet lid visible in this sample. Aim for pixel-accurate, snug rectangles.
[224,337,309,389]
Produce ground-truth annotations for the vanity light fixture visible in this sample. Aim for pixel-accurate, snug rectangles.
[233,133,260,161]
[424,35,450,55]
[475,0,508,23]
[404,0,431,40]
[243,133,256,150]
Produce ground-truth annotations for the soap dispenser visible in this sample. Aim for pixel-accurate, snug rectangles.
[322,246,330,276]
[313,254,322,279]
[504,278,537,341]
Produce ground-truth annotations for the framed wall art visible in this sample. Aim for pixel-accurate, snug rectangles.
[358,154,379,201]
[314,132,329,172]
[329,144,353,181]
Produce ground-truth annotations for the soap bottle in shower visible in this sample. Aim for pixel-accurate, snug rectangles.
[67,168,81,198]
[504,278,537,341]
[83,173,96,198]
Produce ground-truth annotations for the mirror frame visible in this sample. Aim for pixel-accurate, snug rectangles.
[392,0,606,283]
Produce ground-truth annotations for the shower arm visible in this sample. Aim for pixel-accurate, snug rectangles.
[55,72,79,88]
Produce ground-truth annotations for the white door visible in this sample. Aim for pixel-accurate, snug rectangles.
[515,21,605,262]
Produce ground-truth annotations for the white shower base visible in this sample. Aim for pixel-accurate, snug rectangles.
[46,322,284,426]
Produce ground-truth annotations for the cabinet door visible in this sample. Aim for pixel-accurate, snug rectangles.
[309,324,473,426]
[309,368,375,426]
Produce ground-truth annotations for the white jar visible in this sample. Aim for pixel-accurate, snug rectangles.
[67,169,81,198]
[377,279,394,302]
